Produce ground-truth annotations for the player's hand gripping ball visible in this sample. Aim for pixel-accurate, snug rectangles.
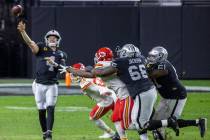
[11,5,23,17]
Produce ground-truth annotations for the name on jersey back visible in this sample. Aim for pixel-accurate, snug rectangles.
[129,58,142,64]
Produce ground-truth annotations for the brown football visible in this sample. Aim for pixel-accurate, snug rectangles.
[11,5,23,17]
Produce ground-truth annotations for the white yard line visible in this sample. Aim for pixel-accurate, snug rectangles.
[5,106,91,112]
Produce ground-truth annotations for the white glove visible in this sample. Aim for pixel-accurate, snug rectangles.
[58,65,68,74]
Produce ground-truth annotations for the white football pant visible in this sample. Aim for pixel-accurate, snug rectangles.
[32,81,58,110]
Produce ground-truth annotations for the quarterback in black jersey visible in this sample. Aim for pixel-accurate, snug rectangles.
[18,21,67,140]
[147,46,207,140]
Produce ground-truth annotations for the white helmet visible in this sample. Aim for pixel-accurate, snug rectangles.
[117,44,141,58]
[44,30,61,47]
[147,46,168,64]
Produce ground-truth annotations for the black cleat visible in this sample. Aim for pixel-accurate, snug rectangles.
[198,118,207,138]
[112,132,120,140]
[43,134,46,140]
[43,132,47,140]
[152,130,165,140]
[45,131,52,140]
[168,116,179,136]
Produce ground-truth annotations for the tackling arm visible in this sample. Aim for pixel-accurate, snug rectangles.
[17,21,39,54]
[67,67,95,78]
[45,58,95,78]
[92,66,117,77]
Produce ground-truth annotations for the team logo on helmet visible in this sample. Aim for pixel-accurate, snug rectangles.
[94,47,113,63]
[117,44,141,58]
[147,46,168,64]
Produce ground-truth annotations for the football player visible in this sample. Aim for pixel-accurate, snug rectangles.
[91,44,181,140]
[94,48,134,140]
[17,21,67,140]
[70,62,117,139]
[59,46,180,140]
[57,47,134,140]
[146,46,207,140]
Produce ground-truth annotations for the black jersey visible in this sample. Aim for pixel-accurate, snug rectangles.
[147,60,187,99]
[112,56,154,98]
[35,42,67,85]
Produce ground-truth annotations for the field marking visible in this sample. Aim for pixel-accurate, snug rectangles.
[5,106,91,112]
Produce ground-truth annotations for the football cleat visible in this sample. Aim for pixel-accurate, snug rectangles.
[43,132,47,140]
[198,118,207,137]
[152,130,165,140]
[45,131,52,140]
[99,131,115,139]
[112,132,120,140]
[168,116,179,136]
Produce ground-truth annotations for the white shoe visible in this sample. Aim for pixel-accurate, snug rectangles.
[99,132,115,139]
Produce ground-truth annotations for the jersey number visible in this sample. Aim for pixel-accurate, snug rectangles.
[128,64,148,81]
[46,56,55,72]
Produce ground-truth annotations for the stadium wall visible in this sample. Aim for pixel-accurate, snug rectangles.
[29,5,210,79]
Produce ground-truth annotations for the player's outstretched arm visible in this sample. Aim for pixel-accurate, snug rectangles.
[17,21,39,54]
[92,66,117,77]
[67,67,95,78]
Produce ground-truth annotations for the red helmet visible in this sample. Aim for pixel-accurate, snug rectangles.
[72,63,85,70]
[95,47,113,63]
[71,63,85,83]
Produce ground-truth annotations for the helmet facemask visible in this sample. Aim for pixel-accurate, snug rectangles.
[147,46,168,64]
[118,44,141,58]
[95,47,113,63]
[44,30,61,48]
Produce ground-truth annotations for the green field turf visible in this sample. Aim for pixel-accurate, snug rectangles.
[0,93,209,140]
[0,79,209,87]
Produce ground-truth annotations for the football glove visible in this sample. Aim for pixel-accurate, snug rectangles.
[58,65,69,74]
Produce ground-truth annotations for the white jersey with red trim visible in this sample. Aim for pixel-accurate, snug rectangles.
[94,61,129,100]
[79,78,116,107]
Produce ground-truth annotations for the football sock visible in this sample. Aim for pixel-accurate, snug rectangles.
[38,109,47,132]
[144,120,163,130]
[93,119,114,133]
[46,106,55,131]
[177,119,197,128]
[114,121,127,138]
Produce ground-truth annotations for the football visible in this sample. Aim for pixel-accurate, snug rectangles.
[11,5,23,17]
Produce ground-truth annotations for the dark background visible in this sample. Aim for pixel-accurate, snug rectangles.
[1,1,210,79]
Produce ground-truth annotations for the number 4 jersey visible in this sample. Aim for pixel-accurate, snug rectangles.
[111,56,154,99]
[35,42,67,85]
